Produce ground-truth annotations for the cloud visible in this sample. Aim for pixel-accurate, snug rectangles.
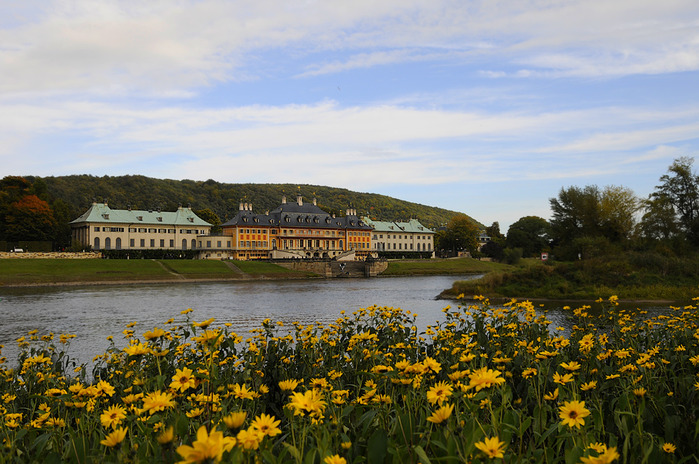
[1,0,697,99]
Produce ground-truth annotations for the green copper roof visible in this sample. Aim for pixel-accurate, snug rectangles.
[70,203,211,227]
[362,217,434,234]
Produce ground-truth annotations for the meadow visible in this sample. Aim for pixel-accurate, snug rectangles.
[1,296,698,463]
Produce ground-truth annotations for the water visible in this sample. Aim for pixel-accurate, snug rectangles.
[0,275,481,366]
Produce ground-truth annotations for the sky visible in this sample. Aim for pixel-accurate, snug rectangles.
[1,0,698,229]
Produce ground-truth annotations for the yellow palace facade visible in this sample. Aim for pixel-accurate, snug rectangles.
[197,194,373,260]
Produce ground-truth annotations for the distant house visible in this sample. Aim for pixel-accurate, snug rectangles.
[197,194,374,260]
[70,202,212,251]
[362,217,435,258]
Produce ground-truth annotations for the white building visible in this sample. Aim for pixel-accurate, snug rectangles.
[362,217,435,257]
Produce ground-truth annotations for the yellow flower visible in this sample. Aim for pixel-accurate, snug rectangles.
[553,372,574,385]
[559,400,591,429]
[123,342,150,356]
[170,367,197,393]
[100,404,127,429]
[231,383,256,400]
[561,361,581,371]
[157,426,175,445]
[580,381,597,391]
[580,446,620,463]
[544,388,559,401]
[662,443,676,453]
[426,381,453,405]
[427,403,454,424]
[279,379,301,391]
[466,367,505,391]
[521,368,537,378]
[142,390,176,415]
[250,413,281,437]
[177,426,234,463]
[100,427,127,448]
[223,411,247,429]
[288,389,327,418]
[323,455,347,464]
[143,327,166,340]
[633,387,647,397]
[236,427,263,450]
[474,436,506,459]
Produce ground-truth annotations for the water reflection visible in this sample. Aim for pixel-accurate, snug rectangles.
[0,277,671,367]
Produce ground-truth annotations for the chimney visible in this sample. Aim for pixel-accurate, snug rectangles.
[297,194,303,206]
[281,195,287,204]
[313,197,317,206]
[244,202,249,211]
[239,202,244,211]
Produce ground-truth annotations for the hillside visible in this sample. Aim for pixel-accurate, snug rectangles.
[30,175,470,227]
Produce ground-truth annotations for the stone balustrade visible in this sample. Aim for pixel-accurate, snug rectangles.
[0,252,102,259]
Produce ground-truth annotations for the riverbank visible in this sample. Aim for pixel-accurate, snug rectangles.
[0,257,508,288]
[440,252,699,303]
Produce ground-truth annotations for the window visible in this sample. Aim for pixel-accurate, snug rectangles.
[217,241,221,247]
[116,238,122,250]
[170,239,174,247]
[150,239,155,247]
[94,237,100,249]
[160,239,165,248]
[94,226,100,232]
[105,237,111,250]
[140,239,145,247]
[207,241,212,248]
[130,239,135,247]
[182,239,187,250]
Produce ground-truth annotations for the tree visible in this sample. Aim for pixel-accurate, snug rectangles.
[4,194,56,242]
[637,195,679,241]
[506,216,550,258]
[652,157,699,243]
[194,208,222,234]
[439,214,479,255]
[549,185,638,245]
[598,185,639,242]
[549,185,603,245]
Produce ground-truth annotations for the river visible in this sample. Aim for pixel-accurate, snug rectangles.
[1,275,499,366]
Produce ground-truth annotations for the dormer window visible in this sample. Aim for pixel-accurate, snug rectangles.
[157,217,163,222]
[102,213,110,220]
[137,216,143,221]
[188,217,194,223]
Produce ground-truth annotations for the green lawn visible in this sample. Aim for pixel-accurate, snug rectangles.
[159,260,236,277]
[0,259,173,285]
[382,257,513,276]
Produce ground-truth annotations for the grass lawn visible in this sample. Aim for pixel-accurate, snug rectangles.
[232,260,314,277]
[159,260,236,277]
[382,257,513,276]
[0,259,173,285]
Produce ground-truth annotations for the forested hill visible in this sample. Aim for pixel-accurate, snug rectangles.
[31,175,470,227]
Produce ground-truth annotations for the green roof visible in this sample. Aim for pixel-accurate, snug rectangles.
[362,217,434,234]
[70,203,211,227]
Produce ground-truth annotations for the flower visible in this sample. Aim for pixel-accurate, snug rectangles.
[426,381,453,405]
[662,443,676,453]
[100,404,127,429]
[544,388,559,401]
[553,372,574,385]
[123,342,150,356]
[223,411,247,429]
[633,387,647,397]
[580,446,620,463]
[142,390,176,415]
[474,436,506,459]
[466,367,505,391]
[427,403,454,424]
[559,400,591,429]
[170,367,197,393]
[100,427,127,448]
[279,379,301,391]
[236,427,263,450]
[580,381,597,391]
[250,413,281,437]
[177,426,235,463]
[157,426,175,445]
[324,455,347,464]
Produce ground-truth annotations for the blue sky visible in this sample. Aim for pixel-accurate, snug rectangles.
[1,1,698,229]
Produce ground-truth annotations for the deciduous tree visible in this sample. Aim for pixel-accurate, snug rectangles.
[506,216,550,258]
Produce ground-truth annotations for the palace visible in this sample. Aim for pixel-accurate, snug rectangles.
[362,217,435,257]
[198,194,373,260]
[70,202,212,251]
[70,195,435,261]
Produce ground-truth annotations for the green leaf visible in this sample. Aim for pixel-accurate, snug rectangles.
[367,429,388,464]
[282,442,302,463]
[413,445,432,464]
